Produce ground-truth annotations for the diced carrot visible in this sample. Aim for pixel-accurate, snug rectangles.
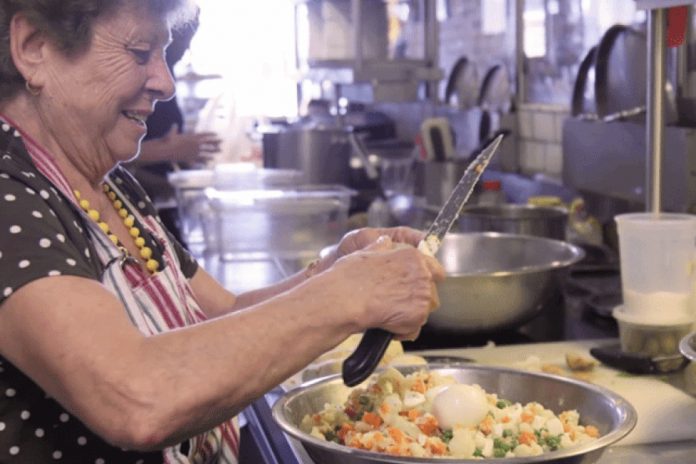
[379,402,391,415]
[337,423,354,441]
[501,416,511,423]
[411,379,426,393]
[585,425,600,438]
[407,409,421,421]
[418,416,439,436]
[479,415,495,435]
[363,412,383,428]
[520,411,534,423]
[426,438,447,455]
[387,426,406,443]
[519,431,537,445]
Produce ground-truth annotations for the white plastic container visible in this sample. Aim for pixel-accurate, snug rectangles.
[615,212,696,325]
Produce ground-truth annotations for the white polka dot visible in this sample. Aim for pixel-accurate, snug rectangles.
[1,123,8,132]
[59,412,69,422]
[9,446,19,455]
[25,187,35,195]
[115,178,122,184]
[35,428,45,437]
[21,171,33,178]
[5,388,16,397]
[4,194,15,202]
[50,209,56,216]
[138,201,146,209]
[20,410,30,420]
[0,173,8,179]
[95,459,105,464]
[84,248,90,258]
[2,154,10,160]
[0,251,2,259]
[0,421,5,431]
[39,190,50,199]
[9,225,21,234]
[32,210,43,219]
[40,238,51,248]
[56,234,65,243]
[18,260,30,269]
[52,450,62,459]
[3,288,12,297]
[13,129,20,138]
[66,258,76,267]
[77,436,87,446]
[48,270,61,277]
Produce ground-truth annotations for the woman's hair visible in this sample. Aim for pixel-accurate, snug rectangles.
[0,0,196,100]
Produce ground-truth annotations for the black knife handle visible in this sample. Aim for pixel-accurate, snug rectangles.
[589,345,656,374]
[342,329,393,387]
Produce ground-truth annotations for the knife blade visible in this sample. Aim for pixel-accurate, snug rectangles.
[341,133,505,387]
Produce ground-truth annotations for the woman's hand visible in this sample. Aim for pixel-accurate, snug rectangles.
[316,227,426,273]
[324,235,445,341]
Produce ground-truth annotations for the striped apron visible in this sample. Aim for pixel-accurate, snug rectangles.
[19,127,240,464]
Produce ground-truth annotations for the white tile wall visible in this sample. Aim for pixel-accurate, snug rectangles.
[532,111,555,141]
[517,104,570,177]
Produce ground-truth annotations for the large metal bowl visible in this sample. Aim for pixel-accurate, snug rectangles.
[429,233,583,333]
[458,204,568,240]
[273,365,637,464]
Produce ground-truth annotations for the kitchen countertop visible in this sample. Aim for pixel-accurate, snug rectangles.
[247,338,696,464]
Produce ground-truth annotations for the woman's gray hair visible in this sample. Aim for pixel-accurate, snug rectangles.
[0,0,197,101]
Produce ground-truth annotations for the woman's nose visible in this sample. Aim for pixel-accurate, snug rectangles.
[148,55,176,102]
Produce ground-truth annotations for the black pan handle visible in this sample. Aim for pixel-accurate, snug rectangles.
[341,328,393,387]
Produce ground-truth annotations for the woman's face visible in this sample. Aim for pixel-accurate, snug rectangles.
[36,3,175,173]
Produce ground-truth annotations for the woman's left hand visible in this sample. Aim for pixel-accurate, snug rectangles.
[317,227,426,273]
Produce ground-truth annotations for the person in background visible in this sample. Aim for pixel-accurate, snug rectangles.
[0,1,445,463]
[128,7,221,244]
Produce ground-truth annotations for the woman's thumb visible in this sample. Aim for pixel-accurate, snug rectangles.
[365,235,393,252]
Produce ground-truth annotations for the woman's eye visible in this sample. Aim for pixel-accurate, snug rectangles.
[130,48,152,64]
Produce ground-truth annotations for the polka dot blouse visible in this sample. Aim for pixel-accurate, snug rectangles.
[0,123,198,462]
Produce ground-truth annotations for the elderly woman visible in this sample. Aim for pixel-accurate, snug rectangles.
[0,0,444,463]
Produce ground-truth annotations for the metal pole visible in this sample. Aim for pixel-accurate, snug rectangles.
[515,0,526,105]
[425,0,439,104]
[646,8,666,213]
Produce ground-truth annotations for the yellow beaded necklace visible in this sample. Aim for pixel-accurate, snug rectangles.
[73,184,160,274]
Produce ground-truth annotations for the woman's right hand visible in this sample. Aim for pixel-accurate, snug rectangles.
[325,235,445,340]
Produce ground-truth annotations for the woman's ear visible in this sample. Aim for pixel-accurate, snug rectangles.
[9,12,48,88]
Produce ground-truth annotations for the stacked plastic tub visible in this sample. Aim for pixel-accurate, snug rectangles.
[168,164,354,290]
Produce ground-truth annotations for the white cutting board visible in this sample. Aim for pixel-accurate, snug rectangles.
[418,339,696,446]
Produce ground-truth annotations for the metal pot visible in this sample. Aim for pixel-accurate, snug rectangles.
[458,204,568,240]
[428,233,583,333]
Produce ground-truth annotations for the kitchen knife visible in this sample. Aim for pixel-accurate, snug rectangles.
[590,343,689,375]
[341,133,505,387]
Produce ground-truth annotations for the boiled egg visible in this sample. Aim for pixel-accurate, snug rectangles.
[431,383,489,429]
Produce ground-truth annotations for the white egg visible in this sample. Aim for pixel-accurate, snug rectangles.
[431,384,489,429]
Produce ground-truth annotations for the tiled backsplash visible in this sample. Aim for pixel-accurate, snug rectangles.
[516,104,570,178]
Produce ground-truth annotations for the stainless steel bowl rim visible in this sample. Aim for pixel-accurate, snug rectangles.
[273,364,637,464]
[440,232,585,277]
[679,331,696,360]
[460,204,569,217]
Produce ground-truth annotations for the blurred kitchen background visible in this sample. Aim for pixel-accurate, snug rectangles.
[162,0,694,299]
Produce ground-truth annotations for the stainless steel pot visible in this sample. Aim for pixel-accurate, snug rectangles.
[458,204,568,240]
[273,365,637,464]
[428,233,583,333]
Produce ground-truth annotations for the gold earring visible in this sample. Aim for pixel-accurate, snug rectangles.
[25,80,41,96]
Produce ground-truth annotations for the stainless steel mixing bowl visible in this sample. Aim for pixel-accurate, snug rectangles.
[428,233,584,333]
[458,204,569,241]
[272,365,637,464]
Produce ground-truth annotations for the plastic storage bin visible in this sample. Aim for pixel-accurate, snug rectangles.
[205,185,355,260]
